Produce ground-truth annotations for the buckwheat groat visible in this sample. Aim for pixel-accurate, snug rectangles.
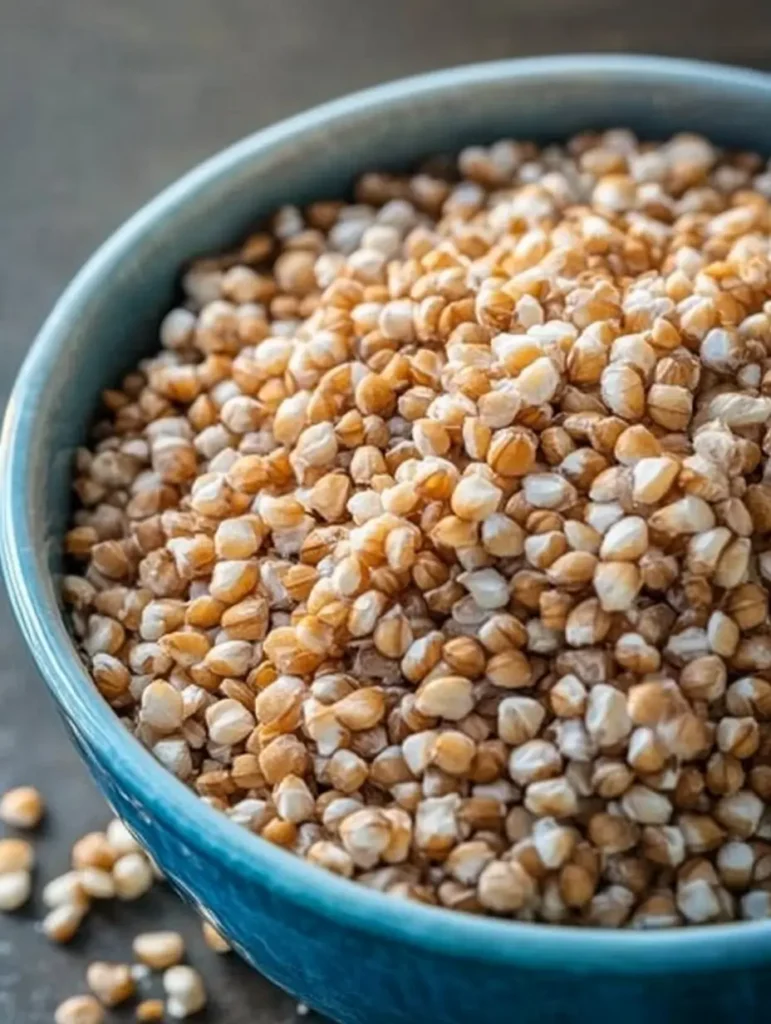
[64,130,771,927]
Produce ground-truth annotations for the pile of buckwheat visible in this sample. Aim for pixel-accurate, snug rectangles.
[0,785,231,1021]
[62,129,771,929]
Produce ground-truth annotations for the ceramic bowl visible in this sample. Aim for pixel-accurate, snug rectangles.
[4,55,771,1024]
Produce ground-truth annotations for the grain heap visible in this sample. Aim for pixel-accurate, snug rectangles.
[63,130,771,927]
[0,784,221,1021]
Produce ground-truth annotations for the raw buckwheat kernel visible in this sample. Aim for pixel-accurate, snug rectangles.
[0,869,32,911]
[64,129,771,927]
[202,919,232,953]
[163,965,208,1018]
[0,785,44,829]
[133,930,186,970]
[85,962,135,1007]
[54,995,105,1024]
[136,1000,166,1023]
[0,837,35,873]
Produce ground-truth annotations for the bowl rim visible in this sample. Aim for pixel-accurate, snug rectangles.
[5,53,771,971]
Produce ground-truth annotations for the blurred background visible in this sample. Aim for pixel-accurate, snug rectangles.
[1,1,771,1020]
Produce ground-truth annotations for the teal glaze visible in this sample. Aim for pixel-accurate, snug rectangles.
[4,55,771,1024]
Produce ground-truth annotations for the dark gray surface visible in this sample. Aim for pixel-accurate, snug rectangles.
[1,2,771,1020]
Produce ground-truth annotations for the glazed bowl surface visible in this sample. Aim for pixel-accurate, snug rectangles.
[4,54,771,1024]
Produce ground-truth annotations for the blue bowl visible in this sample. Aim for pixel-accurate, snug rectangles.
[4,55,771,1024]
